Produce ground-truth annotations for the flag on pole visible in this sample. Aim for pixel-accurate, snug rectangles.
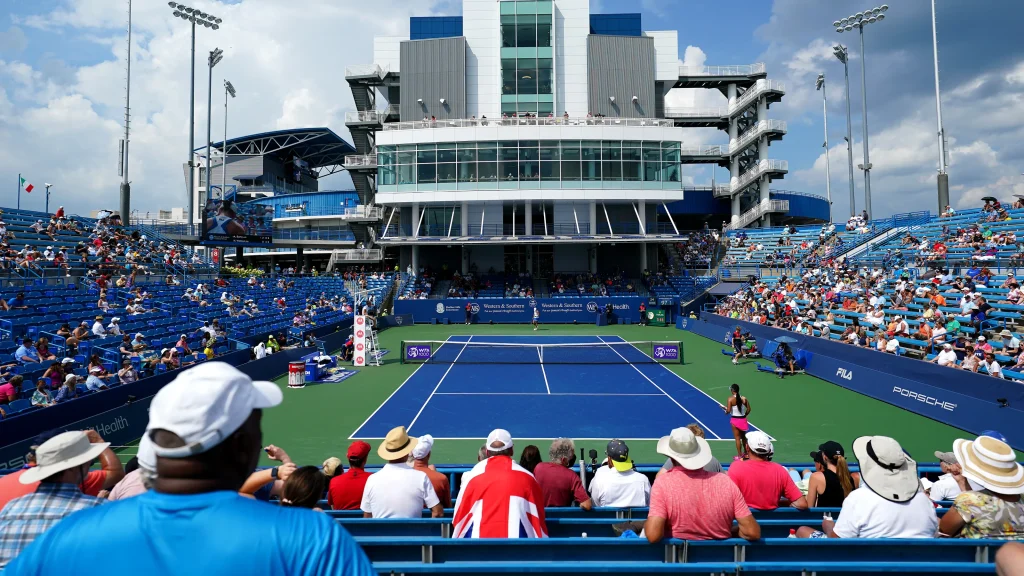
[20,177,33,193]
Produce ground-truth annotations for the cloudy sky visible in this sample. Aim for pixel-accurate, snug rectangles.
[2,0,1022,219]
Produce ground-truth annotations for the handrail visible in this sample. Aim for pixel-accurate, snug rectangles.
[343,153,377,167]
[717,159,789,197]
[725,199,790,230]
[680,145,725,157]
[678,63,766,77]
[344,63,386,79]
[381,116,676,131]
[729,119,786,154]
[663,107,729,118]
[345,110,383,124]
[731,79,785,114]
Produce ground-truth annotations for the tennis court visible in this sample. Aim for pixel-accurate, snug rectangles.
[352,335,767,441]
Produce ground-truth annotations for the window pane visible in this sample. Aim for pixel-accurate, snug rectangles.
[478,162,498,181]
[438,163,456,182]
[540,161,560,180]
[539,144,560,160]
[500,161,519,181]
[458,161,477,182]
[501,102,519,116]
[623,161,641,181]
[417,162,436,183]
[457,147,477,162]
[561,142,581,159]
[538,59,553,94]
[583,158,601,180]
[537,15,552,47]
[378,166,396,186]
[501,21,516,48]
[478,143,498,162]
[516,15,537,48]
[437,147,456,163]
[520,160,539,180]
[602,142,621,161]
[416,149,436,164]
[519,147,538,161]
[396,151,416,164]
[603,160,622,181]
[499,142,518,161]
[379,149,396,167]
[501,59,517,95]
[538,102,553,116]
[561,159,581,180]
[397,164,416,185]
[517,59,537,94]
[581,142,600,160]
[662,162,680,182]
[644,161,661,181]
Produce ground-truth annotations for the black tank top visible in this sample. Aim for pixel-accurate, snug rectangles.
[817,468,846,507]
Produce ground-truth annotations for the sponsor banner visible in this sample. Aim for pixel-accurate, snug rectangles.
[686,312,1024,449]
[396,297,647,324]
[353,315,367,367]
[317,369,359,384]
[406,344,432,361]
[652,343,679,361]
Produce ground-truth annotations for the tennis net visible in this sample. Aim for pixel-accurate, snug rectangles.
[400,340,683,364]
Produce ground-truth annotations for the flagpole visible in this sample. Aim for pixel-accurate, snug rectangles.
[17,173,21,210]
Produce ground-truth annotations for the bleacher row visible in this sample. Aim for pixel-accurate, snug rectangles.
[0,208,215,280]
[730,206,1024,380]
[318,504,998,574]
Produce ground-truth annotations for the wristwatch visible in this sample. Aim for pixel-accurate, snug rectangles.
[271,466,279,480]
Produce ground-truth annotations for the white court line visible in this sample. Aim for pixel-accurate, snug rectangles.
[349,335,453,439]
[406,335,472,433]
[597,335,722,439]
[612,336,776,442]
[434,392,664,396]
[538,346,551,394]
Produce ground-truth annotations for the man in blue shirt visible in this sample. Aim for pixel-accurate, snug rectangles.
[8,362,375,576]
[14,338,40,363]
[8,292,27,309]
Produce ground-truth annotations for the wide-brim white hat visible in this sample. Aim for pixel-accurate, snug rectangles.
[21,431,109,484]
[657,427,711,471]
[852,436,919,503]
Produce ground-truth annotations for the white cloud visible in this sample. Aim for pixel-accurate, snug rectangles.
[0,26,28,54]
[1,0,444,215]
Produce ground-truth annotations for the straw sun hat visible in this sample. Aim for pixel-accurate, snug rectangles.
[952,436,1024,495]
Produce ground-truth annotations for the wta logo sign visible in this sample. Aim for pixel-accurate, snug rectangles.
[353,315,367,366]
[436,302,445,314]
[470,302,480,314]
[586,301,599,313]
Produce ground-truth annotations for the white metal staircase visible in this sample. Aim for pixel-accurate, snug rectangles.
[725,199,790,230]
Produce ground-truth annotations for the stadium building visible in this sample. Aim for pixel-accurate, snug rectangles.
[341,0,828,277]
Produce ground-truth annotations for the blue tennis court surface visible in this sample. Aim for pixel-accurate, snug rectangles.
[352,335,767,441]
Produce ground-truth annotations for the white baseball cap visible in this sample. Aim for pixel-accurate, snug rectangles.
[146,362,282,458]
[486,428,513,451]
[746,431,774,455]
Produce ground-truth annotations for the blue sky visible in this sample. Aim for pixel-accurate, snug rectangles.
[2,0,1023,219]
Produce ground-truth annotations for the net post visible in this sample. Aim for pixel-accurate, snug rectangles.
[400,340,406,364]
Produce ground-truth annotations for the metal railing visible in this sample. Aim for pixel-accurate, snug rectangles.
[717,159,789,197]
[732,79,785,114]
[343,153,377,167]
[730,120,787,154]
[381,116,676,131]
[678,63,766,77]
[345,110,383,124]
[344,63,386,79]
[663,107,729,118]
[770,189,826,199]
[271,228,356,241]
[332,249,382,261]
[725,199,790,230]
[680,145,726,157]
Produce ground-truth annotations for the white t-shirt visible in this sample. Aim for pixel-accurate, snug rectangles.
[833,485,938,538]
[360,462,440,518]
[935,350,958,366]
[588,465,651,508]
[885,338,900,353]
[927,474,962,502]
[985,360,1004,378]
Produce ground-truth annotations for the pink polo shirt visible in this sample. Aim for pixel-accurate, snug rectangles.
[649,467,751,540]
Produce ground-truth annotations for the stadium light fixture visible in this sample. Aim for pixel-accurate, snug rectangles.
[832,5,888,219]
[832,44,856,216]
[206,48,224,208]
[220,80,236,203]
[167,1,222,228]
[815,73,833,220]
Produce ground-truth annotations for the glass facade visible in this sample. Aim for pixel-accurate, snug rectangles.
[377,140,682,191]
[500,1,554,117]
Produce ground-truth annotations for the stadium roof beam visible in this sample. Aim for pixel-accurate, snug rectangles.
[202,128,355,178]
